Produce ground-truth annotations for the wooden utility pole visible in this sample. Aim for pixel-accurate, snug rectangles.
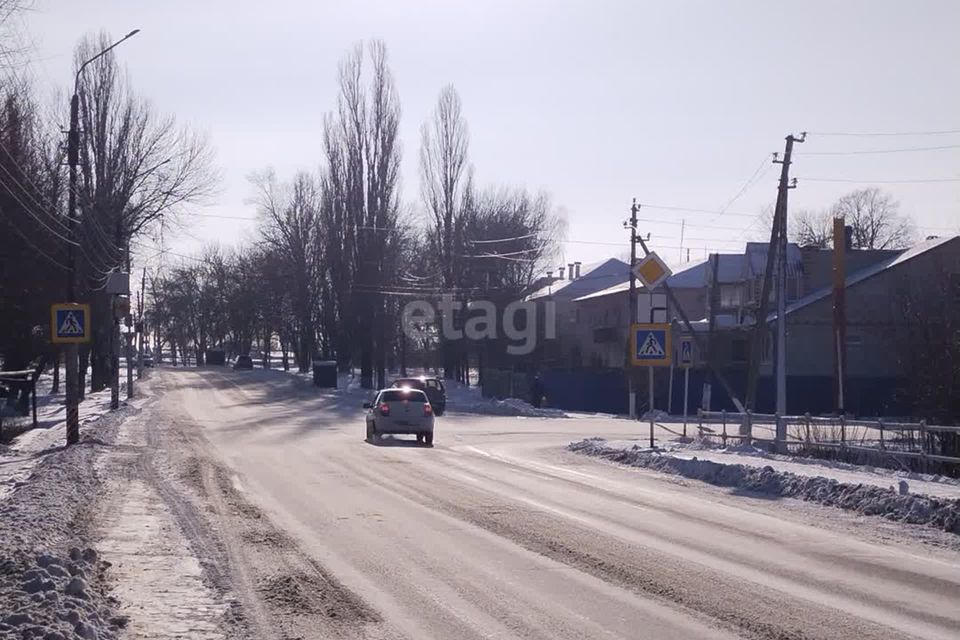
[627,199,639,418]
[745,134,803,412]
[832,217,847,413]
[775,134,804,416]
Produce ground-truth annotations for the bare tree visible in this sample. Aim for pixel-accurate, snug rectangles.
[831,187,914,250]
[420,85,471,379]
[248,169,322,372]
[320,40,402,388]
[792,209,834,248]
[73,31,218,389]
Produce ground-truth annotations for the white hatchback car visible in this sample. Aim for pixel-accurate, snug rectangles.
[364,388,435,445]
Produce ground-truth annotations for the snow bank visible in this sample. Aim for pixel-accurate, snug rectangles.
[0,405,131,639]
[568,438,960,535]
[442,380,567,417]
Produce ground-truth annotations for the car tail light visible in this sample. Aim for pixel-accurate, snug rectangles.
[424,403,433,416]
[378,403,390,416]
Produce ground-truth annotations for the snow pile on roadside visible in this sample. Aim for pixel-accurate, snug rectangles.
[453,396,568,418]
[443,381,567,417]
[0,407,130,639]
[568,438,960,534]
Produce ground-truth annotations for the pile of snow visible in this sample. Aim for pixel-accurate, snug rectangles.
[443,380,567,418]
[453,396,568,418]
[0,405,131,639]
[569,438,960,534]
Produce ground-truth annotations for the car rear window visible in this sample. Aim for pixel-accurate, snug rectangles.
[379,389,426,402]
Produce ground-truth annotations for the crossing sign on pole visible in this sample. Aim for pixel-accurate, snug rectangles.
[631,323,672,367]
[679,336,694,368]
[51,303,91,344]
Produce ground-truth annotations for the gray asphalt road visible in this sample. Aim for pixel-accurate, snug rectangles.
[150,366,960,640]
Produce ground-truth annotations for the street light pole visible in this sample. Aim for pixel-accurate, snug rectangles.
[65,29,141,445]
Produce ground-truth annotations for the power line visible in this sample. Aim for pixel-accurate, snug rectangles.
[0,216,69,271]
[799,176,960,184]
[0,171,79,246]
[467,233,538,244]
[714,154,775,217]
[806,129,960,137]
[797,143,960,156]
[638,203,756,218]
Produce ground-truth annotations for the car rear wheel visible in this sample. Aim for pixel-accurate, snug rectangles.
[366,422,376,442]
[424,433,433,446]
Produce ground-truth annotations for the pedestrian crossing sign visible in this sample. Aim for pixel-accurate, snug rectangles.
[631,323,671,367]
[51,303,91,344]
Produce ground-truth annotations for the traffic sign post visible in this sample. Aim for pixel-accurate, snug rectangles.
[678,336,694,438]
[51,303,89,446]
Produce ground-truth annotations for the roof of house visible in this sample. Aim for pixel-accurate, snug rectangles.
[768,234,959,322]
[570,259,709,302]
[712,243,803,283]
[525,258,632,301]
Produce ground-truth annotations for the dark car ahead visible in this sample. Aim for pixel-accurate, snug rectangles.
[391,376,446,416]
[233,355,254,370]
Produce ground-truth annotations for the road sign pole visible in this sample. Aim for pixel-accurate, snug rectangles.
[683,367,690,438]
[648,365,654,416]
[65,346,79,444]
[667,362,674,415]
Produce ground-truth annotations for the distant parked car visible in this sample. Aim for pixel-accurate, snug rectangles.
[391,376,446,416]
[233,355,254,370]
[363,387,434,445]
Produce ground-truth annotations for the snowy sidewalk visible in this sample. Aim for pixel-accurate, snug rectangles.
[0,377,145,501]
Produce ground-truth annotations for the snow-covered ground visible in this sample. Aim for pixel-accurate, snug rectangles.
[599,438,960,500]
[1,374,145,501]
[569,438,960,534]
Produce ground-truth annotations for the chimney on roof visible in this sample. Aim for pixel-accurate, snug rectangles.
[567,263,575,280]
[546,270,553,279]
[558,266,565,280]
[574,261,582,278]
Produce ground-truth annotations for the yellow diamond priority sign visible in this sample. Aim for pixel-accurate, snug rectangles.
[633,252,672,290]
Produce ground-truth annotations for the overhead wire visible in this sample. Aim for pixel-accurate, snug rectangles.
[805,129,960,137]
[797,143,960,156]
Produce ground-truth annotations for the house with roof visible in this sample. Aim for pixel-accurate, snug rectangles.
[764,234,960,415]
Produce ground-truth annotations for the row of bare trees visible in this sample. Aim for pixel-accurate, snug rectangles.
[146,41,563,388]
[1,19,217,394]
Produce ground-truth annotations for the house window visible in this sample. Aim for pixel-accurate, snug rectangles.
[720,285,743,308]
[731,338,747,363]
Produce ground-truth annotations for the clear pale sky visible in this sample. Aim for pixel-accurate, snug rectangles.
[22,0,960,270]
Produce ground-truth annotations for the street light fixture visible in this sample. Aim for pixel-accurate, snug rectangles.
[64,28,140,446]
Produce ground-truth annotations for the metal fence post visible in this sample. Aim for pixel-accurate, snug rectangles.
[774,413,785,454]
[722,409,727,448]
[878,419,885,451]
[804,412,812,444]
[840,413,846,449]
[919,420,927,473]
[745,410,752,447]
[697,409,703,439]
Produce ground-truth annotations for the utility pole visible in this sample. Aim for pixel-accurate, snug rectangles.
[831,217,846,414]
[745,135,803,412]
[64,91,81,445]
[125,240,134,398]
[775,134,803,416]
[64,29,140,444]
[626,199,639,418]
[137,267,146,380]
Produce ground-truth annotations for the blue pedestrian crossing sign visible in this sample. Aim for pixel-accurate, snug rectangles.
[679,336,694,368]
[631,323,672,367]
[51,303,91,344]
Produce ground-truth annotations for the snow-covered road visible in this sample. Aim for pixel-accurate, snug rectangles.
[92,365,960,640]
